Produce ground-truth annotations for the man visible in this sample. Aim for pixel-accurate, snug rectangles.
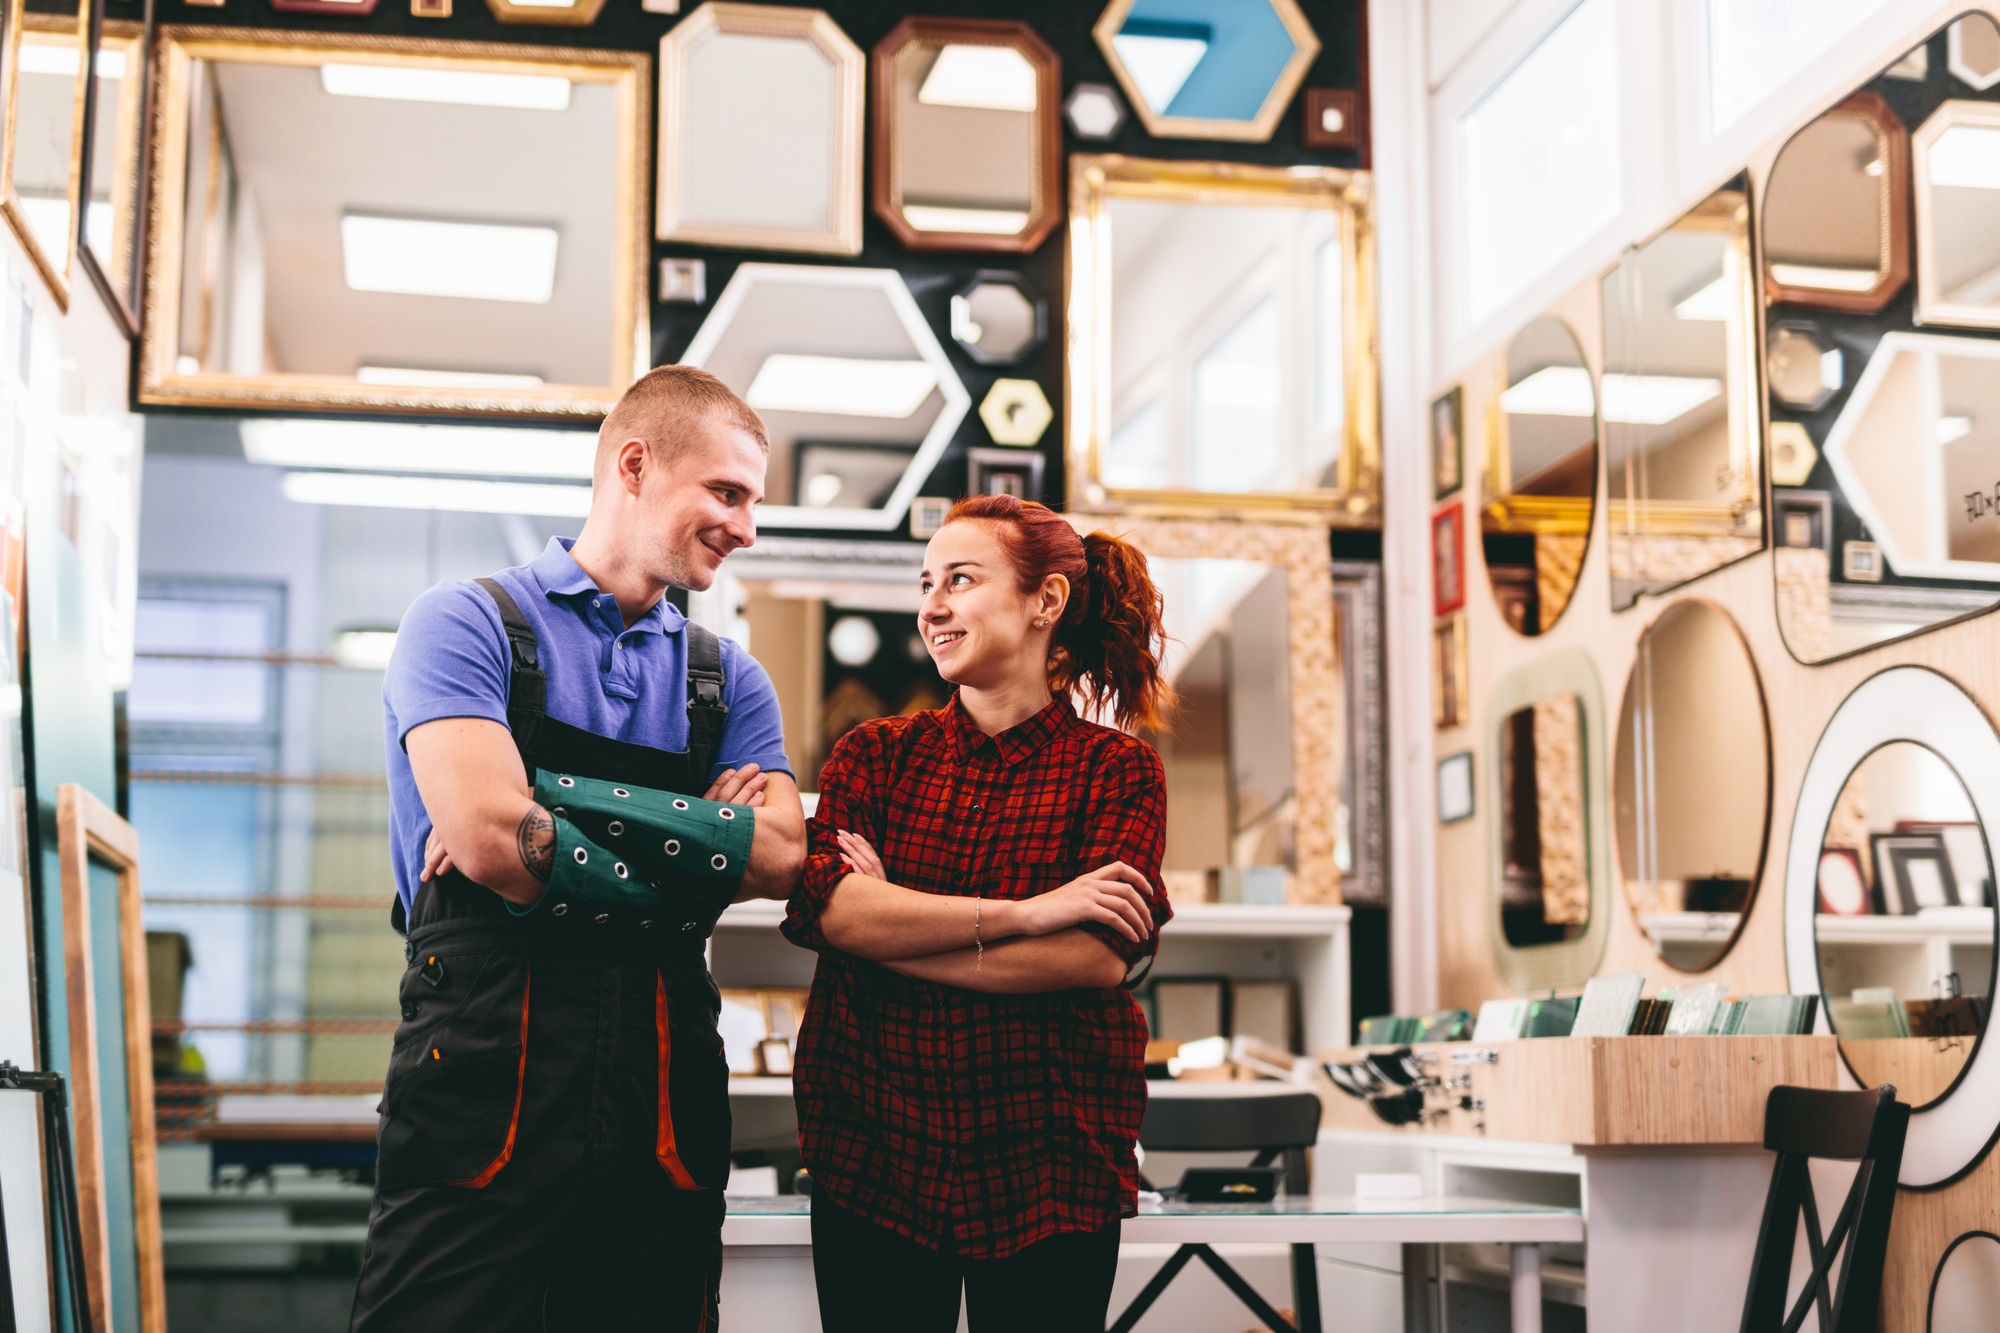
[350,365,806,1332]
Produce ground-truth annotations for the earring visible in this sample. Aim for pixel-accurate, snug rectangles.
[1036,619,1048,628]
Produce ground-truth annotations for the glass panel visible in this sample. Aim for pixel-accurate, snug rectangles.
[84,24,146,315]
[1497,693,1590,948]
[881,31,1047,242]
[1485,316,1595,635]
[14,19,86,275]
[1763,94,1905,308]
[1705,0,1898,134]
[1102,0,1308,130]
[1190,296,1281,492]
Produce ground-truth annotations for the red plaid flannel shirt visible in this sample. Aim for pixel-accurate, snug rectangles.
[782,696,1170,1258]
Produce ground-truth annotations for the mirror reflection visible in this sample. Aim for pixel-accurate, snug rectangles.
[1094,0,1318,141]
[1763,92,1908,311]
[1600,179,1762,609]
[83,21,146,322]
[7,15,90,300]
[1816,741,1995,1109]
[1498,692,1590,948]
[872,20,1058,251]
[1615,601,1768,971]
[951,272,1045,365]
[142,36,649,417]
[1914,94,2000,328]
[1486,316,1596,635]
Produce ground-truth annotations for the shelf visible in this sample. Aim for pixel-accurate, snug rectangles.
[718,899,787,928]
[729,1077,794,1097]
[1815,908,1994,947]
[715,898,1351,937]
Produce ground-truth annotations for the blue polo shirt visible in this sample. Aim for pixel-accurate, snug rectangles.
[382,536,792,913]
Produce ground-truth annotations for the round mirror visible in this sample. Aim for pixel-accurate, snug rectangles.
[951,272,1045,365]
[1614,601,1770,971]
[1931,1232,2000,1331]
[1485,316,1596,636]
[1816,741,1994,1109]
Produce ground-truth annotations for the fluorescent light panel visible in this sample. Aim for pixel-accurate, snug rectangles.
[917,44,1038,112]
[356,366,546,388]
[746,354,937,419]
[282,471,591,516]
[332,629,398,670]
[320,63,571,111]
[341,214,558,304]
[1930,124,2000,190]
[1672,273,1730,321]
[16,41,78,78]
[900,205,1030,235]
[1110,33,1207,112]
[1501,365,1723,426]
[244,419,595,478]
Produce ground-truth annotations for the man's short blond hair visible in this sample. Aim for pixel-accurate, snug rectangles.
[596,364,768,479]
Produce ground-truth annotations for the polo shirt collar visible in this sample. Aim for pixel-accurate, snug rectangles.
[527,536,685,637]
[945,692,1074,766]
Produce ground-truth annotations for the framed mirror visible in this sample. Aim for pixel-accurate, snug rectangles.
[1090,0,1318,143]
[1763,91,1910,312]
[869,18,1060,254]
[951,271,1045,366]
[1614,600,1770,972]
[1914,96,2000,329]
[1485,315,1596,636]
[1599,177,1763,610]
[1786,667,2000,1187]
[78,6,148,334]
[1066,155,1378,520]
[1489,651,1609,992]
[2,5,93,311]
[679,263,970,531]
[138,29,649,419]
[657,3,863,256]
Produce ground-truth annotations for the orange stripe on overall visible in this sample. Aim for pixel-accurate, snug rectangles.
[655,975,700,1190]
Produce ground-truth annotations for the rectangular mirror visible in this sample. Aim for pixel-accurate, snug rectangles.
[1066,155,1378,520]
[3,3,92,311]
[79,5,147,334]
[1599,177,1764,610]
[140,29,649,419]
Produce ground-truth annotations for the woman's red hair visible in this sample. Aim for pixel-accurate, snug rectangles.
[944,495,1174,733]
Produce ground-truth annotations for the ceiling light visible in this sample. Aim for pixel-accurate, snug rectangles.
[1672,273,1730,321]
[356,366,546,389]
[320,63,571,111]
[827,616,881,667]
[1929,123,2000,189]
[244,419,595,478]
[917,43,1038,112]
[332,628,398,670]
[341,214,558,304]
[900,205,1031,235]
[803,472,845,507]
[282,471,590,516]
[17,42,78,78]
[1769,263,1879,291]
[1110,32,1208,112]
[1938,415,1975,444]
[1501,366,1723,425]
[746,354,938,419]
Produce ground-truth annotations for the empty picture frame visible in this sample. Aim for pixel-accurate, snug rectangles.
[1872,831,1958,914]
[657,3,864,255]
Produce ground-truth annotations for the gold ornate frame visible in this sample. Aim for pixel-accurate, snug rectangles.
[139,27,650,419]
[57,783,165,1332]
[655,3,863,256]
[1080,515,1345,906]
[1090,0,1320,144]
[79,19,148,337]
[1484,314,1599,541]
[1065,155,1380,523]
[1,9,94,312]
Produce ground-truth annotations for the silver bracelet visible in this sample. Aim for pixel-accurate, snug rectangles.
[974,895,983,970]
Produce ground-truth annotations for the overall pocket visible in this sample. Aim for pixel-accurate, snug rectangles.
[377,948,531,1191]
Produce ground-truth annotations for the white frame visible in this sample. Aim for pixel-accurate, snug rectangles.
[679,263,970,532]
[1913,99,2000,330]
[1783,666,2000,1187]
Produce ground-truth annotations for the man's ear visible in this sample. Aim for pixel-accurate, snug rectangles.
[614,438,648,494]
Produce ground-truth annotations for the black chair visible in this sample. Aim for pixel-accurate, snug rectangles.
[1110,1087,1322,1333]
[1740,1084,1909,1333]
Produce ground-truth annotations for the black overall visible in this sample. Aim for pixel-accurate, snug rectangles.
[351,580,737,1333]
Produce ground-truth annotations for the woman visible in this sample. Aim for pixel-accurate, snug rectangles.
[781,495,1175,1332]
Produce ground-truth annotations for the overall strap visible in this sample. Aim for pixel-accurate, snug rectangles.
[474,577,547,718]
[684,621,727,783]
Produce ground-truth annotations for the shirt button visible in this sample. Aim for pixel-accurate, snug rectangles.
[971,803,982,813]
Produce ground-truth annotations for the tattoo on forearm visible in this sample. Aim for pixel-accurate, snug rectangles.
[518,804,555,883]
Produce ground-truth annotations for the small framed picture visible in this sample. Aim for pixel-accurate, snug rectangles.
[1843,540,1883,582]
[1437,750,1475,824]
[1775,490,1832,552]
[1433,614,1468,730]
[966,446,1044,501]
[1432,502,1466,617]
[1432,386,1464,501]
[909,496,950,539]
[1816,847,1871,916]
[1872,832,1958,914]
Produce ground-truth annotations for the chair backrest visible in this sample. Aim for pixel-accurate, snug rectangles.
[1740,1084,1909,1333]
[1139,1088,1322,1195]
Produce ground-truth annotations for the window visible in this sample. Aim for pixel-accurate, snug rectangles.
[1705,0,1898,136]
[1190,296,1282,492]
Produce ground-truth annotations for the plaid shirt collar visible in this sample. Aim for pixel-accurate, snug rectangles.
[943,692,1075,767]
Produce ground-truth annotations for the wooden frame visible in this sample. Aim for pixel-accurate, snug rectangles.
[1090,0,1320,144]
[77,10,150,338]
[57,783,164,1333]
[1066,154,1379,522]
[139,27,650,419]
[1913,98,2000,329]
[1432,614,1466,730]
[869,18,1061,254]
[1,7,94,313]
[656,3,863,256]
[1302,88,1360,153]
[482,0,603,27]
[1432,502,1465,618]
[1431,384,1463,502]
[1763,91,1910,314]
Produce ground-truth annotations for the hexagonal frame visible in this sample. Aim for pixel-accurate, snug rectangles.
[1063,82,1127,141]
[1948,13,2000,91]
[979,379,1053,446]
[1090,0,1320,143]
[1821,330,2000,583]
[950,270,1047,366]
[1767,422,1819,488]
[1767,321,1842,413]
[680,263,970,531]
[1914,98,2000,329]
[484,0,603,24]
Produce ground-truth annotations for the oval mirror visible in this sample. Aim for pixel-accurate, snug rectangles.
[1816,740,1994,1110]
[1930,1232,2000,1331]
[1614,601,1769,971]
[1763,91,1909,312]
[1485,316,1596,636]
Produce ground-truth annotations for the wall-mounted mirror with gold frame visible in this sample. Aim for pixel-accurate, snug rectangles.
[869,17,1060,254]
[1485,315,1596,636]
[139,28,650,419]
[2,4,93,311]
[79,11,147,334]
[1066,155,1379,521]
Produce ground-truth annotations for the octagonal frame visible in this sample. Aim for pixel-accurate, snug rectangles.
[951,270,1047,366]
[1090,0,1320,144]
[1914,98,2000,330]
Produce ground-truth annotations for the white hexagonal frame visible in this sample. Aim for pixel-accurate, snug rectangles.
[681,264,969,531]
[1821,330,2000,584]
[1949,13,2000,91]
[1914,99,2000,329]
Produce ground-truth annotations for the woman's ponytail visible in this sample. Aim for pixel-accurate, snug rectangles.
[943,495,1175,734]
